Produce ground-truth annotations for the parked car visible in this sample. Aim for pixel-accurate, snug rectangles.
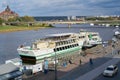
[103,65,118,77]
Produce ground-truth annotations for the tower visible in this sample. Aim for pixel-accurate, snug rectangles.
[5,5,11,12]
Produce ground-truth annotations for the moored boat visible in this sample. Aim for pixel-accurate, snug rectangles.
[80,29,102,48]
[17,30,102,64]
[17,33,85,64]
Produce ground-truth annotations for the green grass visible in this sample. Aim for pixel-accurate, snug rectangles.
[0,25,46,33]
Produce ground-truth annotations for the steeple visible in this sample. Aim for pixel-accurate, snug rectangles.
[5,5,11,11]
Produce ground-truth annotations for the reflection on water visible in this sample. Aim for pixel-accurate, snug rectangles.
[0,24,116,64]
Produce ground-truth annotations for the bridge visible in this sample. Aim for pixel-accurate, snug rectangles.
[8,20,120,28]
[34,20,120,25]
[36,21,86,24]
[35,21,86,28]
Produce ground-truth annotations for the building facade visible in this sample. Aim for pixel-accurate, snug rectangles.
[0,5,19,21]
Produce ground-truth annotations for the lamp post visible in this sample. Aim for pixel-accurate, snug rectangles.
[112,37,116,55]
[55,44,57,80]
[112,42,114,55]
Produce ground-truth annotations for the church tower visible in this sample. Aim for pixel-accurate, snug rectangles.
[0,5,19,21]
[5,5,11,12]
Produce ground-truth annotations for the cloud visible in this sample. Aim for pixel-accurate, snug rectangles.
[0,0,120,16]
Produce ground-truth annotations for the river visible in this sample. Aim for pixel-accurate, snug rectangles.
[0,24,116,64]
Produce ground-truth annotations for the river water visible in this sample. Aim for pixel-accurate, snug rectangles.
[0,24,116,64]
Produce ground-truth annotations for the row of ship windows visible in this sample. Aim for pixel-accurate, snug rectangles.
[54,44,79,52]
[89,38,98,40]
[79,36,85,39]
[88,34,97,37]
[56,39,76,46]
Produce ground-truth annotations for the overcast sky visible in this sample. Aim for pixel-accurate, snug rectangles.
[0,0,120,16]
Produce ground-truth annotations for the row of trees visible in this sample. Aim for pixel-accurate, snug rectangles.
[0,16,54,27]
[85,16,120,21]
[7,16,35,22]
[0,16,35,25]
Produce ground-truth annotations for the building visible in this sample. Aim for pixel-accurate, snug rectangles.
[67,16,76,21]
[0,5,19,21]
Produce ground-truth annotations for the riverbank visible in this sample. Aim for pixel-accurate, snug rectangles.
[0,26,52,33]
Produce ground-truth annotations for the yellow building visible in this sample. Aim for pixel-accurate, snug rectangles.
[0,5,19,21]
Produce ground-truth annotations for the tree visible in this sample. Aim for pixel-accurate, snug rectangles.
[0,18,5,25]
[21,16,35,22]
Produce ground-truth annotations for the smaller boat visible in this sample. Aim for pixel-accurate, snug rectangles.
[115,31,120,35]
[80,29,102,48]
[114,31,120,39]
[113,28,120,39]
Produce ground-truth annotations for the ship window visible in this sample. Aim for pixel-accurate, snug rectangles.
[67,41,69,44]
[68,40,71,43]
[57,48,59,51]
[62,47,64,50]
[72,45,74,47]
[68,45,70,48]
[73,39,75,42]
[65,46,67,49]
[93,38,97,40]
[54,48,57,52]
[61,41,64,45]
[71,39,73,43]
[62,41,64,45]
[65,41,67,44]
[68,40,70,43]
[56,43,59,46]
[63,47,65,50]
[66,46,68,49]
[77,44,79,46]
[67,46,69,49]
[79,36,85,38]
[74,44,75,47]
[89,39,91,40]
[57,42,60,46]
[73,44,75,47]
[70,40,73,43]
[60,47,62,50]
[75,44,78,46]
[74,44,77,46]
[59,42,61,45]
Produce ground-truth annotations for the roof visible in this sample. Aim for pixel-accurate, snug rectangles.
[6,58,22,63]
[46,33,76,37]
[0,63,19,75]
[0,10,18,16]
[108,65,116,68]
[0,71,22,79]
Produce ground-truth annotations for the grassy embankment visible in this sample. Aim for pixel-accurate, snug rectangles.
[0,25,53,33]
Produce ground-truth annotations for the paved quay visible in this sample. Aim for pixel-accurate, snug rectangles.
[76,55,120,80]
[23,40,120,80]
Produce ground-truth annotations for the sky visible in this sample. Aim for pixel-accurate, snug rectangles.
[0,0,120,16]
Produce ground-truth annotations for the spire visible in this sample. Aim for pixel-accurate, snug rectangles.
[5,5,11,11]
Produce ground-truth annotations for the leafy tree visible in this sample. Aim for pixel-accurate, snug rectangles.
[8,17,17,22]
[0,18,5,25]
[21,16,35,22]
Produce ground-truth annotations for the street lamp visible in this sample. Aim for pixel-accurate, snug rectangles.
[112,37,117,55]
[54,44,57,80]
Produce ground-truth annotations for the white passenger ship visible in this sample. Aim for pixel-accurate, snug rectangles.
[17,33,85,64]
[17,30,102,64]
